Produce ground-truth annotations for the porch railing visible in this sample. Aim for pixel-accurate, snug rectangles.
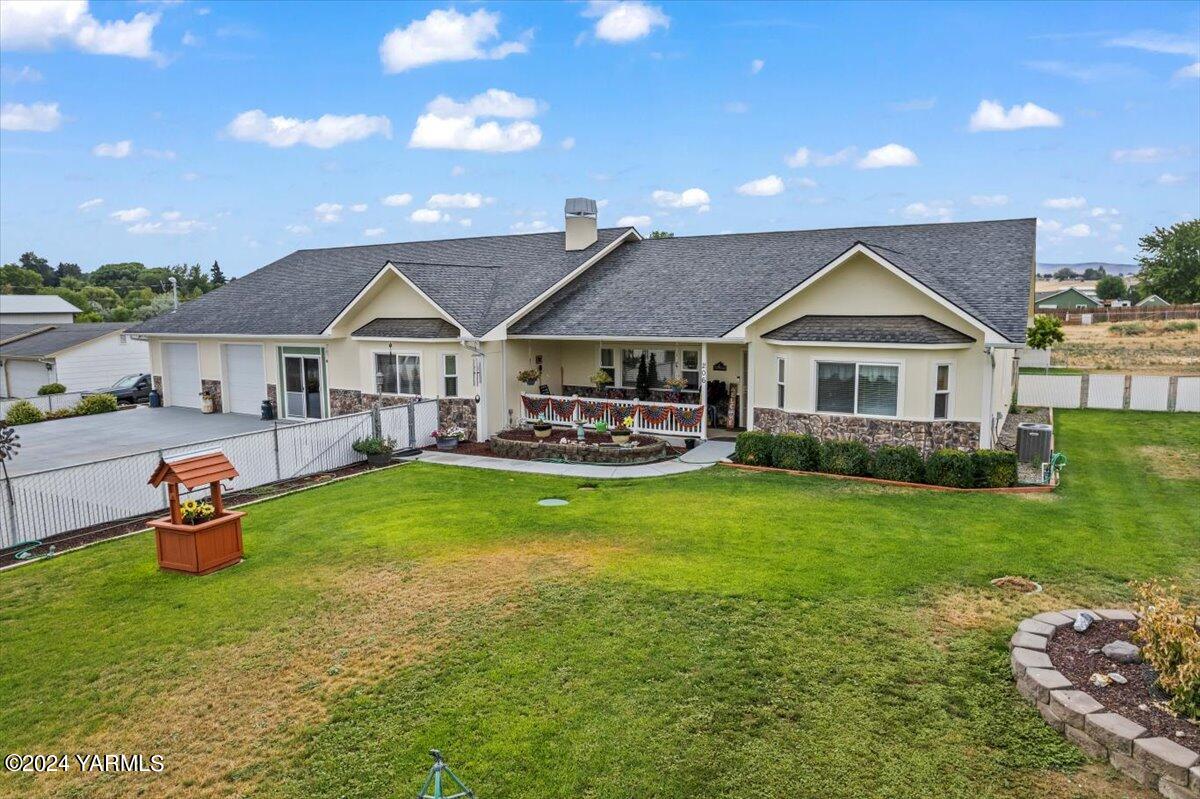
[520,393,706,438]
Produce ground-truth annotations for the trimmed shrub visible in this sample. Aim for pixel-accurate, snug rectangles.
[770,433,821,471]
[37,382,66,395]
[819,440,871,476]
[5,400,44,425]
[972,449,1018,488]
[44,407,77,420]
[925,448,974,488]
[871,445,925,484]
[75,393,118,415]
[733,430,774,466]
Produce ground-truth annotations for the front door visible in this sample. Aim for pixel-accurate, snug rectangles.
[283,354,323,419]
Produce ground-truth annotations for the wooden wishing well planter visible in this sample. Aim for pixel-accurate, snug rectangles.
[147,450,245,575]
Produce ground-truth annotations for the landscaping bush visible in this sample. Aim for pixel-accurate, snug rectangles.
[5,400,44,425]
[769,433,820,471]
[819,440,871,476]
[871,445,925,483]
[972,449,1018,488]
[44,407,77,420]
[925,448,974,488]
[75,393,118,415]
[36,382,66,395]
[733,430,774,466]
[1164,320,1197,333]
[1132,580,1200,720]
[1109,322,1148,336]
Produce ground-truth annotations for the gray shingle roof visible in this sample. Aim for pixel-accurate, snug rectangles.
[0,323,129,358]
[0,323,52,344]
[762,315,976,345]
[129,228,632,338]
[351,317,460,339]
[510,219,1035,342]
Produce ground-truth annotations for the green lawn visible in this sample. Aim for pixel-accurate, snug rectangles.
[1,410,1197,799]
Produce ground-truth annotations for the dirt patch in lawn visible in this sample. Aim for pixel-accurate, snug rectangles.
[27,541,617,799]
[919,585,1078,645]
[1139,445,1200,480]
[1030,762,1159,799]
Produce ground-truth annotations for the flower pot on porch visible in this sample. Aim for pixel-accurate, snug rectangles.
[366,452,391,466]
[200,394,215,414]
[533,423,553,439]
[436,436,460,451]
[150,510,246,575]
[611,430,631,445]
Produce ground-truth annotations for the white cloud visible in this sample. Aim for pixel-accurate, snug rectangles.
[1090,207,1119,217]
[723,100,749,114]
[1036,218,1062,233]
[1042,196,1087,209]
[617,214,652,227]
[902,201,953,221]
[0,1,160,60]
[968,100,1063,131]
[410,208,448,223]
[511,219,553,233]
[969,194,1009,207]
[379,8,529,73]
[1106,30,1200,57]
[181,31,201,47]
[77,197,103,210]
[888,97,936,112]
[857,143,919,169]
[561,136,576,150]
[109,206,150,222]
[785,145,855,168]
[1111,147,1184,163]
[0,65,42,83]
[226,109,392,149]
[1062,223,1092,237]
[382,193,413,207]
[736,174,785,197]
[583,1,669,44]
[458,218,472,228]
[127,219,208,236]
[409,91,542,153]
[363,227,385,237]
[285,224,311,236]
[450,164,466,176]
[314,202,343,222]
[750,58,764,74]
[0,101,62,131]
[427,192,490,209]
[1157,173,1185,185]
[92,139,132,158]
[350,203,367,213]
[1176,62,1200,79]
[652,187,711,212]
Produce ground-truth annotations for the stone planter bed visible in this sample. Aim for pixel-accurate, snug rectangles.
[1010,609,1199,798]
[721,462,1057,493]
[488,428,671,464]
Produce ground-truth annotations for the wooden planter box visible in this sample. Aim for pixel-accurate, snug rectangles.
[150,510,245,575]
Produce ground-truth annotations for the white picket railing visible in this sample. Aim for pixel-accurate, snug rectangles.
[519,393,705,438]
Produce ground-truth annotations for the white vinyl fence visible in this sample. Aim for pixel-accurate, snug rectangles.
[1017,373,1199,412]
[1020,347,1052,370]
[0,399,439,550]
[0,392,86,416]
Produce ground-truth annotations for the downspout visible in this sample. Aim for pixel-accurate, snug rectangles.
[980,345,996,449]
[461,338,487,441]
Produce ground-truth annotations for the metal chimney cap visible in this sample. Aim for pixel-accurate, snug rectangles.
[564,197,597,217]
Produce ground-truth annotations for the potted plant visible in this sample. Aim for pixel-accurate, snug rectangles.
[352,435,396,466]
[589,369,614,396]
[611,415,634,445]
[663,375,688,402]
[532,416,553,439]
[434,425,466,451]
[180,499,216,525]
[517,368,541,387]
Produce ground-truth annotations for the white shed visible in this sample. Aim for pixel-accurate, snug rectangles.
[0,323,150,398]
[0,295,81,325]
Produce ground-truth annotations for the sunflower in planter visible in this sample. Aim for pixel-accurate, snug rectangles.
[611,415,634,445]
[180,499,216,525]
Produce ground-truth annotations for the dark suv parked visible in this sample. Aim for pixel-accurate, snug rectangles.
[94,373,152,404]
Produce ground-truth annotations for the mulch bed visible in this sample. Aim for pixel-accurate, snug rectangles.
[0,461,381,569]
[1045,618,1198,745]
[427,430,680,462]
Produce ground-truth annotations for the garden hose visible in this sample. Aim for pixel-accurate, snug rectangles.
[13,540,55,560]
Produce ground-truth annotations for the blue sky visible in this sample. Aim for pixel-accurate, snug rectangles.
[1,0,1197,277]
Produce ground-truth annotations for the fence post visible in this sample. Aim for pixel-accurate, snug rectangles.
[1,461,17,547]
[407,402,416,448]
[371,406,382,439]
[1122,375,1133,410]
[272,421,282,481]
[1079,373,1090,409]
[632,398,641,435]
[1167,376,1179,412]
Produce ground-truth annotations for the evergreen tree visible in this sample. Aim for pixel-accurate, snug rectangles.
[647,352,659,389]
[210,260,226,286]
[635,353,650,400]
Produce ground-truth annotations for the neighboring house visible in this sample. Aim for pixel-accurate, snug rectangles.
[130,203,1035,453]
[1136,294,1170,308]
[1034,287,1101,310]
[0,323,150,398]
[0,294,81,325]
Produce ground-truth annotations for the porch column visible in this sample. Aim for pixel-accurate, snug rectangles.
[979,347,995,449]
[746,341,755,430]
[700,342,708,440]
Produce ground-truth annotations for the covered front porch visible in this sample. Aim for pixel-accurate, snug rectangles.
[504,338,748,439]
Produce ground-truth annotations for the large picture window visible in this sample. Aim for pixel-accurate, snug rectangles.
[816,361,899,417]
[375,352,421,395]
[611,347,699,391]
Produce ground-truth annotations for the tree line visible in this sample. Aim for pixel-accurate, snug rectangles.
[0,253,228,323]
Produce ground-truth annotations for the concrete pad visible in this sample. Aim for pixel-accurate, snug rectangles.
[679,440,735,464]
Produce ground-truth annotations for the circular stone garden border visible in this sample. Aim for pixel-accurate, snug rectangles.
[1010,608,1200,798]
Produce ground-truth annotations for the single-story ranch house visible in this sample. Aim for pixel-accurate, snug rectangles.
[130,202,1035,452]
[0,322,150,398]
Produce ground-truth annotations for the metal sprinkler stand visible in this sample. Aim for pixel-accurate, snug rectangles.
[417,749,475,799]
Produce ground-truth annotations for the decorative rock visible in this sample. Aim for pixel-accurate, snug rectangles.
[1086,712,1148,755]
[1011,647,1053,676]
[1133,737,1200,785]
[1010,631,1049,651]
[1074,611,1098,632]
[1049,689,1105,729]
[1018,617,1057,638]
[1102,640,1142,664]
[1090,673,1112,688]
[1018,668,1073,703]
[1108,672,1128,685]
[1095,608,1139,622]
[1062,608,1100,622]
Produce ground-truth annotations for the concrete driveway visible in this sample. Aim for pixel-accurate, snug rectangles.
[6,406,282,476]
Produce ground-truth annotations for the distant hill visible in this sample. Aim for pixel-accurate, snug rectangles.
[1038,262,1138,275]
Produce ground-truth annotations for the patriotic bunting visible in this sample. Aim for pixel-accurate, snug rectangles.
[550,397,578,418]
[578,399,613,421]
[637,404,674,425]
[521,395,550,417]
[674,404,705,430]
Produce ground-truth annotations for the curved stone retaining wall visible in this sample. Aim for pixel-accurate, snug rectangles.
[490,436,667,464]
[1010,608,1199,798]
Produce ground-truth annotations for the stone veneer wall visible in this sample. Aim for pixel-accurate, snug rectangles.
[201,379,222,413]
[327,388,477,441]
[753,407,980,455]
[437,397,476,437]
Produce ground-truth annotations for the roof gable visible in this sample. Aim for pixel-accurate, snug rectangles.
[0,323,128,358]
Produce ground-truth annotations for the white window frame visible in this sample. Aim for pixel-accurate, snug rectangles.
[811,359,904,419]
[597,347,616,386]
[603,345,701,394]
[932,361,953,420]
[441,352,459,397]
[373,350,423,397]
[776,356,786,409]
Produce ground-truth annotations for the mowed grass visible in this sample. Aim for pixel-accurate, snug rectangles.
[0,410,1196,799]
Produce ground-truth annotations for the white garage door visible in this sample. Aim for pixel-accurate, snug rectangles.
[222,344,265,415]
[6,360,55,398]
[162,343,201,409]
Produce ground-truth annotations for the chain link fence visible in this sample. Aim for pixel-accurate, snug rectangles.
[0,399,439,550]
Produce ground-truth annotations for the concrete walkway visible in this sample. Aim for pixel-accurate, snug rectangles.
[416,450,718,479]
[678,440,735,464]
